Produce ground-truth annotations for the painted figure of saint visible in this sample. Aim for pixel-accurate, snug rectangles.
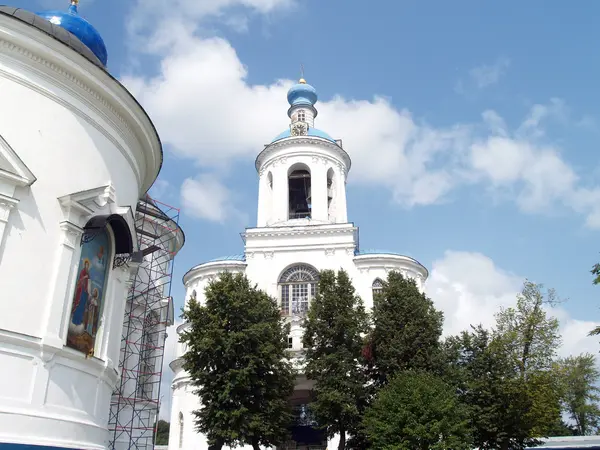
[84,288,100,336]
[70,259,90,334]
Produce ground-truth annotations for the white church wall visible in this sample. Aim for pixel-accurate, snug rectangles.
[0,14,161,450]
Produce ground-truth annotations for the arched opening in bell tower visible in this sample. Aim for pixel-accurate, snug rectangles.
[327,167,335,221]
[288,164,312,220]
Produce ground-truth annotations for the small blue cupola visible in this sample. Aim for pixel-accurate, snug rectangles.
[36,0,108,67]
[287,78,318,108]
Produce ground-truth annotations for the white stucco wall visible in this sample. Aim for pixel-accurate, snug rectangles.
[0,13,161,450]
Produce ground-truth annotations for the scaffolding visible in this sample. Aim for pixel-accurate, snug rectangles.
[108,196,182,450]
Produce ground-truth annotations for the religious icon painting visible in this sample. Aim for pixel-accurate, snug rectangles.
[66,228,110,356]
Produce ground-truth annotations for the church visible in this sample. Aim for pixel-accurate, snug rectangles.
[168,79,429,449]
[0,2,184,449]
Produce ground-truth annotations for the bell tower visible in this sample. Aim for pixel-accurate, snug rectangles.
[255,78,351,227]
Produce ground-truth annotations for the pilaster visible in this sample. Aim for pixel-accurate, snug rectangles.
[40,220,84,349]
[0,193,18,245]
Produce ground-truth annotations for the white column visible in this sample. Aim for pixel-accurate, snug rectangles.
[272,167,288,223]
[310,164,328,222]
[336,166,348,223]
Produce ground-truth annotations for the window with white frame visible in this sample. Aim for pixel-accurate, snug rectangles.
[372,278,384,296]
[279,264,319,317]
[298,110,306,122]
[179,412,184,448]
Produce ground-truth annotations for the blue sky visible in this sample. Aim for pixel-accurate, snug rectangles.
[18,0,600,418]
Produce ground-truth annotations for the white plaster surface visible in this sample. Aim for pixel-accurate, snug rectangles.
[0,14,161,450]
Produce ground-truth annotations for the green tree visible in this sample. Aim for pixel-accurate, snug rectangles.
[180,272,296,450]
[494,281,563,439]
[362,371,471,450]
[366,271,443,386]
[302,269,370,450]
[452,326,545,450]
[495,280,561,377]
[555,353,600,435]
[154,420,170,445]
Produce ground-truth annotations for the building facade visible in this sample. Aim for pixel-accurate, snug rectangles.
[0,3,171,449]
[168,79,429,450]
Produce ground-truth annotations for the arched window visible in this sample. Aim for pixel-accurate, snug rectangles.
[288,165,311,220]
[327,167,335,220]
[279,264,319,316]
[67,227,111,357]
[179,412,184,448]
[137,311,160,400]
[372,278,384,296]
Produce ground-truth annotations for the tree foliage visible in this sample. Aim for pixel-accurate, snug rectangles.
[154,420,170,445]
[449,326,544,450]
[495,280,561,376]
[366,271,443,386]
[362,371,471,450]
[302,269,370,450]
[555,353,600,435]
[180,272,296,450]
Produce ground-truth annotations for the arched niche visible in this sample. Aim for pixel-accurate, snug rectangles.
[66,214,134,357]
[288,163,312,220]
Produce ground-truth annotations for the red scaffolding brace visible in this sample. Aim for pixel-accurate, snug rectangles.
[108,196,181,450]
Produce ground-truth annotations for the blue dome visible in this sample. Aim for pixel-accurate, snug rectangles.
[287,81,318,107]
[36,3,107,66]
[271,127,336,143]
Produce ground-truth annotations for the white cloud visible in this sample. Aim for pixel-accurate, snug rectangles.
[126,0,294,52]
[181,174,246,222]
[121,21,600,227]
[426,251,600,358]
[149,178,171,200]
[469,57,511,89]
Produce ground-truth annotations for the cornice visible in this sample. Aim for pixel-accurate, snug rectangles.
[243,223,357,240]
[354,253,429,279]
[256,137,352,174]
[182,259,247,286]
[0,16,162,192]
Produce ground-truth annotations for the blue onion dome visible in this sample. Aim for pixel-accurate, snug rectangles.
[287,78,318,107]
[36,0,107,67]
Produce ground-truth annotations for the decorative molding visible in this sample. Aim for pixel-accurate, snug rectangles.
[264,251,274,260]
[0,37,135,137]
[243,225,357,240]
[256,138,351,173]
[59,220,84,249]
[0,20,162,192]
[246,251,255,260]
[58,184,118,228]
[0,133,36,188]
[354,253,429,280]
[0,193,18,222]
[325,248,335,257]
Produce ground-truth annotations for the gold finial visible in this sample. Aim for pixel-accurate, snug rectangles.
[299,63,306,84]
[71,0,79,5]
